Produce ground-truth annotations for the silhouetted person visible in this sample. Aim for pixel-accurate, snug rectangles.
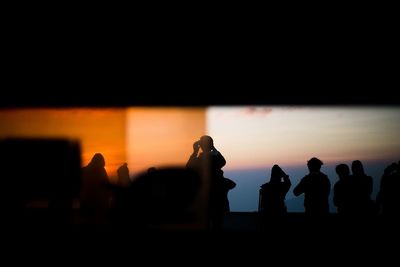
[376,161,400,221]
[110,162,131,222]
[186,135,228,230]
[259,165,291,227]
[333,164,355,219]
[293,157,331,219]
[147,167,157,174]
[117,162,130,187]
[80,153,111,224]
[351,160,376,217]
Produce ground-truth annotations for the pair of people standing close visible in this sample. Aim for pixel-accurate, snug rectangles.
[260,157,331,226]
[186,135,236,231]
[333,160,376,221]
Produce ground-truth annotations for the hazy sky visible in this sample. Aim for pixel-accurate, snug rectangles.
[207,106,400,170]
[1,106,399,186]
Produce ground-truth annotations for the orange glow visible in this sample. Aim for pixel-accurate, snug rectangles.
[127,108,206,176]
[0,108,126,182]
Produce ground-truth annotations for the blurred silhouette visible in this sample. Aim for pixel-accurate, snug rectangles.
[0,138,81,227]
[220,177,236,212]
[112,167,202,230]
[147,166,157,174]
[110,162,131,222]
[186,135,230,230]
[351,160,376,217]
[333,163,354,219]
[80,153,111,224]
[259,165,291,228]
[293,157,331,219]
[376,161,400,221]
[117,162,130,187]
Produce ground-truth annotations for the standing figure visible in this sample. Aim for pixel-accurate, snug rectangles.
[186,135,232,230]
[293,157,331,219]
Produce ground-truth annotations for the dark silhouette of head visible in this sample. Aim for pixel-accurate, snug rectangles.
[270,164,284,183]
[384,162,398,175]
[199,135,214,153]
[307,157,323,172]
[147,167,157,174]
[336,164,350,180]
[351,160,365,176]
[89,153,105,168]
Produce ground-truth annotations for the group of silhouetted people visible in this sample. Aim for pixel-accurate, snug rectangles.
[333,160,376,222]
[11,135,395,231]
[258,156,400,228]
[77,135,237,230]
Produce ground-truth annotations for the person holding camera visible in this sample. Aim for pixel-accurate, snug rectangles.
[259,164,291,229]
[186,135,234,231]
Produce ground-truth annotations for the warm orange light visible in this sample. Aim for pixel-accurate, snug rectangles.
[0,108,126,182]
[127,107,207,176]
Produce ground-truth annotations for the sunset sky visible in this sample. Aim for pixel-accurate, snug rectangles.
[126,107,206,176]
[1,106,399,189]
[0,108,126,182]
[0,108,206,181]
[207,106,400,170]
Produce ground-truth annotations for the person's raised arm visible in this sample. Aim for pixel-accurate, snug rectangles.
[186,140,200,168]
[293,178,305,197]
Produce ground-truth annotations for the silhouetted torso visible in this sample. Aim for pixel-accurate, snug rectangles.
[334,177,355,216]
[80,153,111,223]
[186,136,230,230]
[377,162,400,220]
[333,164,354,217]
[351,160,376,218]
[294,171,331,216]
[117,163,130,187]
[351,173,375,216]
[260,177,291,217]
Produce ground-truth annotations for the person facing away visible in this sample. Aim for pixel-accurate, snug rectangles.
[259,165,291,218]
[186,135,230,230]
[333,163,355,217]
[376,161,400,219]
[117,162,130,187]
[293,157,331,217]
[80,153,111,223]
[350,160,376,217]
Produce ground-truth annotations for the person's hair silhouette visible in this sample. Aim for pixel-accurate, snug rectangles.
[351,160,376,218]
[333,163,355,219]
[80,153,111,224]
[117,162,130,187]
[293,157,331,219]
[259,164,291,228]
